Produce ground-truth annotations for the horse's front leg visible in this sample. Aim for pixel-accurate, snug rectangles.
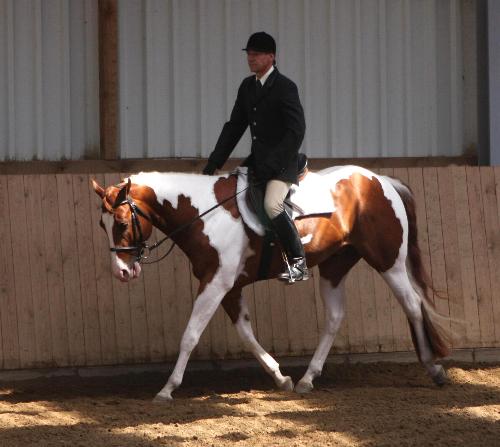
[222,289,294,391]
[154,279,230,402]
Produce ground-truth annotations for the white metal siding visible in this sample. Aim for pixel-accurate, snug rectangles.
[0,0,99,161]
[119,0,464,159]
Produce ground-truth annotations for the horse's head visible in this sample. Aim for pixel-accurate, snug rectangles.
[92,178,154,282]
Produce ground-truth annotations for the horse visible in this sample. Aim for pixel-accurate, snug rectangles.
[91,165,450,401]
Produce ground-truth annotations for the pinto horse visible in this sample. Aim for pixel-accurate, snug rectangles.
[92,165,449,401]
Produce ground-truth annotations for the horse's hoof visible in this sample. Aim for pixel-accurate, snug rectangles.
[295,379,314,394]
[153,393,173,403]
[431,366,448,387]
[278,376,294,391]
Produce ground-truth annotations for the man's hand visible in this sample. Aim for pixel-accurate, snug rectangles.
[202,161,217,175]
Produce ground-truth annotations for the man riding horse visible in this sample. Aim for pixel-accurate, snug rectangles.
[202,32,309,283]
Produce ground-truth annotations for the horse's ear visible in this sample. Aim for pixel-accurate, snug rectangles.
[91,179,105,198]
[113,178,131,209]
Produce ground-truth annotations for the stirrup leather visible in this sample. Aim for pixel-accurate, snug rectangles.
[278,256,310,284]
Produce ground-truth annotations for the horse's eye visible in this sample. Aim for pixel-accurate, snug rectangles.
[116,221,128,230]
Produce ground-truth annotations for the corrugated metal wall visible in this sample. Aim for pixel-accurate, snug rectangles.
[0,0,465,161]
[119,0,464,159]
[0,0,99,161]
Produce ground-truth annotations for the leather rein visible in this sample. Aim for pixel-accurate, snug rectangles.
[110,184,249,265]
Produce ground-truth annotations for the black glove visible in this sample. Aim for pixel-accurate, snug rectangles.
[202,161,217,175]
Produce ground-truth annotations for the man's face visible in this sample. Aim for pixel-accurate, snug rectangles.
[246,50,274,76]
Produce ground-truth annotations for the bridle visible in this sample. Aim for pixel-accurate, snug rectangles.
[109,196,166,264]
[109,182,249,265]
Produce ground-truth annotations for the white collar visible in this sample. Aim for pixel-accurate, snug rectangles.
[256,65,274,86]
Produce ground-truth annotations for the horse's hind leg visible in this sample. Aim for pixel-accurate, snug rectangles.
[296,247,360,393]
[382,262,447,385]
[222,288,294,391]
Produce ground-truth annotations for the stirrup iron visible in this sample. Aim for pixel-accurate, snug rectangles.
[278,252,310,284]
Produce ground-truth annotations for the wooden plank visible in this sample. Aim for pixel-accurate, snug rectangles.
[284,279,307,354]
[253,281,274,354]
[293,271,319,353]
[24,175,52,366]
[372,272,394,352]
[357,258,379,353]
[345,262,364,353]
[72,174,103,365]
[422,168,451,325]
[98,0,119,159]
[40,175,70,367]
[104,173,133,363]
[268,279,290,355]
[141,226,166,362]
[437,168,466,346]
[128,272,150,363]
[121,172,149,363]
[0,176,19,369]
[386,168,412,351]
[466,166,495,346]
[158,237,181,360]
[452,167,481,346]
[56,174,86,366]
[8,175,36,367]
[494,167,500,346]
[89,173,117,365]
[479,167,500,345]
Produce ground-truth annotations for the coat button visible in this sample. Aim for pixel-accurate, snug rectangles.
[253,122,257,126]
[252,136,256,140]
[253,107,256,111]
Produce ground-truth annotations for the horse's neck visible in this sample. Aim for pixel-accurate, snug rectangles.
[129,171,226,241]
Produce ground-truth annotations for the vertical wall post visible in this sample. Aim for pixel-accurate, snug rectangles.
[98,0,119,159]
[488,0,500,165]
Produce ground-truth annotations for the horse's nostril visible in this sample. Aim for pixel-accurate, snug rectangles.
[121,269,129,279]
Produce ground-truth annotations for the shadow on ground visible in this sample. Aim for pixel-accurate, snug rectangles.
[0,362,498,446]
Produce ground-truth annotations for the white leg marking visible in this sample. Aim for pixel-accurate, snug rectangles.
[296,277,346,393]
[234,295,293,391]
[154,279,230,401]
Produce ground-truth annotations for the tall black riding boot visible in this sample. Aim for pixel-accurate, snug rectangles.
[271,211,309,283]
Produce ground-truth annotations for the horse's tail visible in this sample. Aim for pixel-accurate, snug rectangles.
[384,176,451,360]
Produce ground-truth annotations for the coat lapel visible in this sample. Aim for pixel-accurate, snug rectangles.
[251,68,279,106]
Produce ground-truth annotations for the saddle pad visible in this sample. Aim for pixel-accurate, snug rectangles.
[236,167,336,236]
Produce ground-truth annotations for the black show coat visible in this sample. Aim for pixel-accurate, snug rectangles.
[207,68,305,184]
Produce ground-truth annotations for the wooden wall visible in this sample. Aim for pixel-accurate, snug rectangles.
[0,166,499,370]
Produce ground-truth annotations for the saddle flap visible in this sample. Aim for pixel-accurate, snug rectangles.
[236,167,336,236]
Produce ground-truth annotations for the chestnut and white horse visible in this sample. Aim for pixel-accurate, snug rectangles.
[92,165,449,401]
